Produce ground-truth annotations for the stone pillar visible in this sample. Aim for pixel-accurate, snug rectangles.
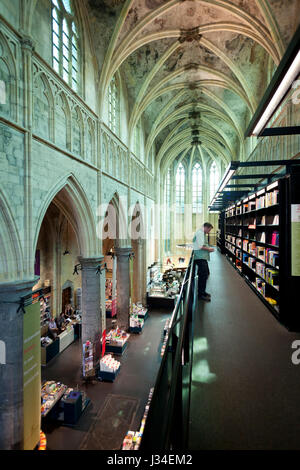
[79,256,104,364]
[137,238,146,305]
[0,278,37,450]
[115,247,132,331]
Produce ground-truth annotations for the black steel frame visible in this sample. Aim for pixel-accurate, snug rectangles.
[139,254,197,451]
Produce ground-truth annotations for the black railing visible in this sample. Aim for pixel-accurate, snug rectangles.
[140,254,197,451]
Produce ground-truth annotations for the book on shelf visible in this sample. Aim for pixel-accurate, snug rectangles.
[266,214,279,225]
[256,262,265,278]
[265,249,279,268]
[256,195,265,209]
[255,277,266,296]
[243,253,249,264]
[257,232,266,243]
[266,190,279,207]
[248,241,256,256]
[270,231,279,246]
[265,268,279,287]
[257,246,265,261]
[249,201,256,211]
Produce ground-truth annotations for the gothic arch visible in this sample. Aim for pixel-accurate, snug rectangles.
[33,174,98,261]
[0,189,24,282]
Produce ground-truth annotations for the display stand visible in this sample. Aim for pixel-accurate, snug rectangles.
[106,341,128,356]
[105,328,130,356]
[82,340,95,378]
[98,353,121,382]
[41,382,90,426]
[41,339,59,366]
[41,381,67,418]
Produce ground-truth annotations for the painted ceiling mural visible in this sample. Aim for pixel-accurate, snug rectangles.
[86,0,300,173]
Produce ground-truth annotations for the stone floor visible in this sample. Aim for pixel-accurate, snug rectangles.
[189,250,300,450]
[41,308,172,450]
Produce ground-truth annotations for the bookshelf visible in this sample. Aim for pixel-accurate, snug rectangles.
[217,211,225,254]
[222,168,300,331]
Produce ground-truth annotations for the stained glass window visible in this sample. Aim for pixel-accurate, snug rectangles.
[192,163,202,213]
[51,0,79,92]
[176,163,185,213]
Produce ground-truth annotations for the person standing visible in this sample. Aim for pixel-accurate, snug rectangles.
[193,222,214,301]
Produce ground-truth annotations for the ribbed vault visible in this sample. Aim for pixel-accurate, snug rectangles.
[90,0,300,178]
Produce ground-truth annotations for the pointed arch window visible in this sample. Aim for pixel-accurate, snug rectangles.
[176,163,185,213]
[165,167,171,252]
[165,167,171,207]
[210,161,220,203]
[108,75,120,134]
[51,0,80,92]
[192,163,202,213]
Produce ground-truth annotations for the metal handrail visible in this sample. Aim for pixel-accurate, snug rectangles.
[139,253,196,451]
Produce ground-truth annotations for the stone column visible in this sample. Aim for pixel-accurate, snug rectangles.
[115,247,132,331]
[137,238,146,305]
[0,278,37,450]
[79,256,104,365]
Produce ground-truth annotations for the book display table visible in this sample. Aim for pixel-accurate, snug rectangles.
[105,329,130,356]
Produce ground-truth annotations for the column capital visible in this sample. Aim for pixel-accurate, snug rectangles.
[20,35,35,52]
[0,278,38,303]
[79,255,104,269]
[114,247,133,258]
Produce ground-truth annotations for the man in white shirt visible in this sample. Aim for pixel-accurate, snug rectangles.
[192,222,214,301]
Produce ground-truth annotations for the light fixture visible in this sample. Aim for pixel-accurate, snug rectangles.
[63,220,70,256]
[253,50,300,136]
[245,24,300,137]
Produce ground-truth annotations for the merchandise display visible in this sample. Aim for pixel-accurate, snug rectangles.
[129,314,144,333]
[122,388,154,450]
[106,327,130,355]
[131,302,148,320]
[41,336,53,347]
[147,265,185,305]
[82,340,94,377]
[105,278,117,318]
[40,294,51,330]
[38,431,47,450]
[98,354,121,382]
[100,354,120,373]
[41,381,90,425]
[41,381,67,417]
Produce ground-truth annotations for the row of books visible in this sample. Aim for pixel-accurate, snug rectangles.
[243,231,279,246]
[226,189,279,216]
[242,254,279,285]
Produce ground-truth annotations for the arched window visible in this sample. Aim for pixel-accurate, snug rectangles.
[108,75,119,134]
[51,0,80,92]
[210,161,220,203]
[165,167,171,207]
[176,163,185,213]
[165,168,171,252]
[192,163,202,213]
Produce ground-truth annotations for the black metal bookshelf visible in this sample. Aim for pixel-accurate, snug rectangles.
[221,168,300,331]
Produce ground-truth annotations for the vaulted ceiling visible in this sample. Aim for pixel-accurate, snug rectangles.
[87,0,300,175]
